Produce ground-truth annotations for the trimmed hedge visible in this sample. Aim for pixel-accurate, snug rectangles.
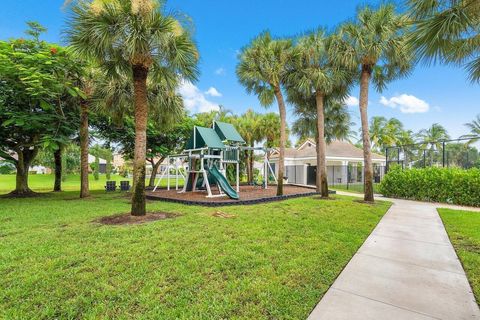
[379,166,480,207]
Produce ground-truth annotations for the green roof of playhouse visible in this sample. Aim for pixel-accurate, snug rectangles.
[186,126,226,150]
[213,121,245,144]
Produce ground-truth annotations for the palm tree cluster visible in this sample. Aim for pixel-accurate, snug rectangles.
[237,4,414,201]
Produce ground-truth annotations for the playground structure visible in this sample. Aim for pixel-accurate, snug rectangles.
[153,121,277,200]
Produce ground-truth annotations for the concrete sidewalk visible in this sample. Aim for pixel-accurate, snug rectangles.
[308,195,480,320]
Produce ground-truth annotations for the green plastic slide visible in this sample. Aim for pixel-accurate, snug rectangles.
[207,165,239,200]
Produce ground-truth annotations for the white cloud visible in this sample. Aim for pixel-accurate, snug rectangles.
[379,94,430,114]
[178,81,220,113]
[215,68,226,76]
[205,87,222,97]
[344,95,359,107]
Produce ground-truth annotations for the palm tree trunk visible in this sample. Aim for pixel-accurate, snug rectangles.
[53,147,62,192]
[274,87,286,196]
[315,92,329,197]
[148,157,164,188]
[79,101,90,198]
[131,65,149,216]
[359,65,374,202]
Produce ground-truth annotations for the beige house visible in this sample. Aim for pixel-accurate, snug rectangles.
[270,139,386,186]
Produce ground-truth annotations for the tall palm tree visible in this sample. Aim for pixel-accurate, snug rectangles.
[237,32,293,195]
[407,0,480,83]
[286,30,352,196]
[462,114,480,145]
[68,0,198,216]
[332,4,413,201]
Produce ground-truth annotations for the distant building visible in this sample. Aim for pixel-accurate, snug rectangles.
[270,139,386,186]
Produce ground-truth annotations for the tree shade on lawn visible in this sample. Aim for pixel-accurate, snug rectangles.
[0,192,391,318]
[237,32,293,196]
[332,4,413,201]
[67,0,198,216]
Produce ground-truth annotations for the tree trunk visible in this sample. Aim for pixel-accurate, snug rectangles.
[315,92,329,197]
[274,87,287,196]
[148,157,164,188]
[12,148,38,195]
[79,101,90,198]
[359,65,374,202]
[53,147,62,192]
[131,65,149,216]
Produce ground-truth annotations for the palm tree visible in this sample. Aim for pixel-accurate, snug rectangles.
[462,115,480,145]
[368,116,404,153]
[417,123,450,150]
[286,30,352,196]
[235,109,262,183]
[260,112,282,150]
[291,97,355,144]
[237,32,293,195]
[407,0,480,83]
[332,4,413,201]
[68,0,198,216]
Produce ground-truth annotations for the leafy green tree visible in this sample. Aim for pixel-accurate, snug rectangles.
[0,24,81,195]
[237,32,293,195]
[95,114,196,187]
[332,4,413,201]
[68,0,198,216]
[407,0,480,82]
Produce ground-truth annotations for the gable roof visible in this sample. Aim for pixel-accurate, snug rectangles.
[186,126,225,149]
[213,121,245,144]
[271,140,385,160]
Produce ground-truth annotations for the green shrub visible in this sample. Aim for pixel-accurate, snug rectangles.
[379,166,480,206]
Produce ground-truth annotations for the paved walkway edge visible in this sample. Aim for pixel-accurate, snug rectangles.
[308,193,480,320]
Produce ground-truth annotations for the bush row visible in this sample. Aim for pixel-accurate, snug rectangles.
[379,166,480,207]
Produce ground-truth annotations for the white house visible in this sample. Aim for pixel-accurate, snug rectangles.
[270,139,386,186]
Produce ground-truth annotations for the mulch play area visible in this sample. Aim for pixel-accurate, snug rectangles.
[146,184,322,206]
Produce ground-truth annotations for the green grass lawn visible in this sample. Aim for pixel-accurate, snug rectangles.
[0,189,391,319]
[0,174,182,194]
[331,183,381,194]
[438,208,480,305]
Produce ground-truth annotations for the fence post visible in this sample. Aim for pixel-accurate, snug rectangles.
[442,141,445,167]
[423,150,426,168]
[385,147,389,172]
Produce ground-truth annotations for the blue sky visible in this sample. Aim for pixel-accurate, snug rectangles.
[1,0,479,142]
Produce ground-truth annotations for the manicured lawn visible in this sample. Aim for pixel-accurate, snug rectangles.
[331,183,381,194]
[438,208,480,305]
[0,174,181,194]
[0,191,391,319]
